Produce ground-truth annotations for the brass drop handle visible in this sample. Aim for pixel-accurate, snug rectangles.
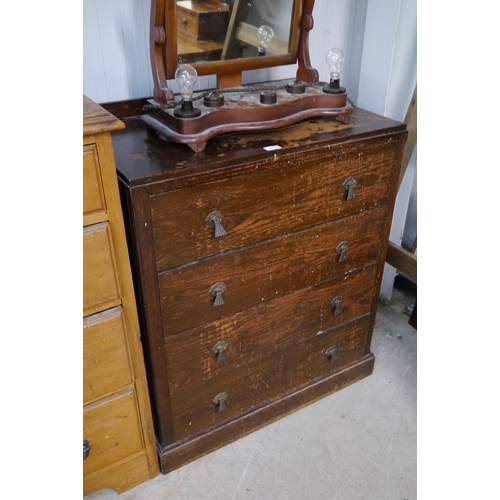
[182,17,188,28]
[212,340,229,362]
[331,295,343,316]
[336,241,349,262]
[213,391,228,412]
[325,345,338,363]
[342,176,358,200]
[206,210,227,238]
[209,282,227,306]
[83,439,91,460]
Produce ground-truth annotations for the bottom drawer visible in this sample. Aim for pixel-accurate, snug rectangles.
[83,389,145,477]
[170,315,370,440]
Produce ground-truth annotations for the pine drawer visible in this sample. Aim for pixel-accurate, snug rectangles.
[83,389,145,477]
[83,221,121,316]
[83,306,133,405]
[83,144,107,221]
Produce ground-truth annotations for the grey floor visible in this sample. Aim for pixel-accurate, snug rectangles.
[85,279,417,500]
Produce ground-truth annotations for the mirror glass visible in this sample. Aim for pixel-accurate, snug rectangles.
[176,0,297,65]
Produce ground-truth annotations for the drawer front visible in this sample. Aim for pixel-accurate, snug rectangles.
[83,306,133,405]
[83,144,106,218]
[170,316,370,440]
[159,208,384,336]
[83,390,145,477]
[166,265,377,393]
[176,1,228,41]
[83,222,121,316]
[151,141,396,271]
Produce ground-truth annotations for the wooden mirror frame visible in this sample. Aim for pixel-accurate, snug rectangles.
[150,0,319,103]
[144,0,352,152]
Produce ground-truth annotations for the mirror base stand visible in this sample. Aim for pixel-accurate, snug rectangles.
[217,72,243,89]
[142,80,353,153]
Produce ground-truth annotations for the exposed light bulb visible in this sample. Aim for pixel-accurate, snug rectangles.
[175,64,198,102]
[256,25,274,55]
[174,64,201,118]
[323,48,346,94]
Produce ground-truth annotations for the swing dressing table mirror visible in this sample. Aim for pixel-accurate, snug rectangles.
[144,0,352,151]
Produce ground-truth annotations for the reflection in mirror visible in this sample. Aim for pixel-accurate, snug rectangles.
[176,0,296,65]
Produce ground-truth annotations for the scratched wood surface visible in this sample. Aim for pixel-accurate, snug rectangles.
[114,104,407,473]
[158,212,384,336]
[150,140,395,270]
[165,267,377,392]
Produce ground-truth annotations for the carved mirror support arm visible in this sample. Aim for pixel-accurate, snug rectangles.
[150,1,175,103]
[296,0,319,83]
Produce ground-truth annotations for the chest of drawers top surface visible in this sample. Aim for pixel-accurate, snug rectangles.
[112,107,405,188]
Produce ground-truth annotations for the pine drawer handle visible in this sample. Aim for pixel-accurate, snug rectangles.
[206,210,227,238]
[83,439,91,460]
[336,241,349,262]
[212,340,229,362]
[331,295,343,316]
[213,391,228,412]
[325,345,338,363]
[209,282,227,306]
[342,176,357,200]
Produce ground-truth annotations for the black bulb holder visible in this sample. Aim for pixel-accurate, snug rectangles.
[174,99,201,118]
[323,78,346,95]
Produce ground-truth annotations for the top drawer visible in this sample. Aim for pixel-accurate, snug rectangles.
[150,140,397,271]
[83,144,106,220]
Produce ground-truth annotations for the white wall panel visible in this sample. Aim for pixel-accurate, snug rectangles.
[83,0,353,103]
[83,1,110,102]
[357,0,416,121]
[83,0,153,102]
[356,0,417,299]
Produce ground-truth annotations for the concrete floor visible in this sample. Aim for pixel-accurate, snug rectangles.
[85,279,417,500]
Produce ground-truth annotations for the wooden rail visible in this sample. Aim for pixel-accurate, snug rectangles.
[385,84,417,283]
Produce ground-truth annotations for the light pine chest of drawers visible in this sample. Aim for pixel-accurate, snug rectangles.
[110,104,407,474]
[83,96,159,494]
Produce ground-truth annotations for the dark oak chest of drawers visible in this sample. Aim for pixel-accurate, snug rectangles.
[111,106,406,473]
